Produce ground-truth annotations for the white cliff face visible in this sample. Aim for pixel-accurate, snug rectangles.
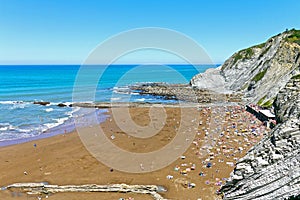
[191,30,300,105]
[220,76,300,200]
[190,68,228,93]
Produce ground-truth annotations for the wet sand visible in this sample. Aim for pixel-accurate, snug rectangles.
[0,106,267,200]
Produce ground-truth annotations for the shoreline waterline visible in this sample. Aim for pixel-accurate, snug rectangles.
[0,108,109,147]
[0,64,218,143]
[0,101,240,147]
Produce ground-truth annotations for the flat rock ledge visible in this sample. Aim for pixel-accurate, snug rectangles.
[4,183,167,200]
[129,83,242,103]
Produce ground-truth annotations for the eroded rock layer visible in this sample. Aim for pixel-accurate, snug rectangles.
[220,76,300,200]
[5,183,167,200]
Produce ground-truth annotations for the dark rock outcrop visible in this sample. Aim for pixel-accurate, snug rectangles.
[57,103,67,107]
[33,101,50,106]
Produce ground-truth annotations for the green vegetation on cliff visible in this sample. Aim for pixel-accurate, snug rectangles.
[285,29,300,45]
[245,48,254,58]
[257,95,273,108]
[257,95,267,106]
[261,99,273,108]
[229,29,300,67]
[232,48,254,65]
[253,42,266,49]
[233,53,243,65]
[252,68,267,82]
[259,45,271,59]
[291,74,300,79]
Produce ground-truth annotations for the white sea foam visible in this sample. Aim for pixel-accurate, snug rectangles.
[55,117,69,124]
[0,132,34,142]
[136,98,146,102]
[0,126,10,131]
[0,101,31,110]
[43,123,58,129]
[11,103,29,110]
[110,97,121,101]
[45,108,54,112]
[66,107,80,117]
[0,101,30,105]
[17,128,34,133]
[0,101,19,105]
[112,86,131,94]
[0,123,15,131]
[64,102,73,107]
[44,117,69,130]
[0,122,10,126]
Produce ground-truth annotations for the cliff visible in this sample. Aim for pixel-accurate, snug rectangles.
[220,75,300,200]
[191,29,300,105]
[191,29,300,199]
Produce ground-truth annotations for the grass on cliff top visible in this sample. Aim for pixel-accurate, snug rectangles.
[253,42,266,49]
[252,68,267,83]
[232,53,243,65]
[244,48,254,58]
[232,48,254,65]
[291,74,300,79]
[285,29,300,45]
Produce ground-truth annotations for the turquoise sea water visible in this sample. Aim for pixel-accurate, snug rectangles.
[0,64,216,144]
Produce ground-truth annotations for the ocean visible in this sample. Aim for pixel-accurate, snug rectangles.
[0,64,216,145]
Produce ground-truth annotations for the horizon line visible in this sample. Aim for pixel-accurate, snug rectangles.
[0,63,223,66]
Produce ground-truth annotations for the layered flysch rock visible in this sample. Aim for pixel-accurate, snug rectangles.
[5,183,167,200]
[191,29,300,105]
[190,29,300,199]
[220,75,300,199]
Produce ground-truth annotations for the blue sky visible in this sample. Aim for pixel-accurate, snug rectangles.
[0,0,300,64]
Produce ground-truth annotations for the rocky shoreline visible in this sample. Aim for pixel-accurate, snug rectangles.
[129,82,242,103]
[32,83,242,108]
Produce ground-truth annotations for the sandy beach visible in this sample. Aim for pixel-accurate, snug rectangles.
[0,106,267,200]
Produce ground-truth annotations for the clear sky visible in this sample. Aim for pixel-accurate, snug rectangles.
[0,0,300,64]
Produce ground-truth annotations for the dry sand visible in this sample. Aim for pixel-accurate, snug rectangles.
[0,106,266,200]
